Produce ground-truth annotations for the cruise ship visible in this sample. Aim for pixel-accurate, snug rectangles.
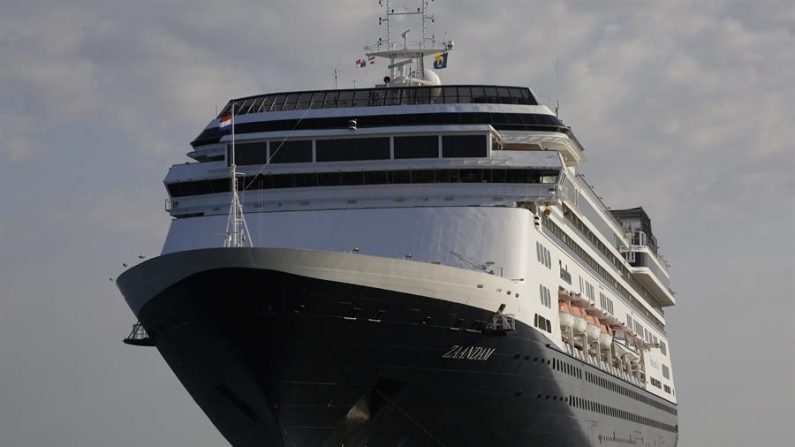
[117,3,679,446]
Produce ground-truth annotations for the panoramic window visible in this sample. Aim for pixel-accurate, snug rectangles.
[394,135,439,159]
[442,135,488,158]
[316,138,390,162]
[229,142,268,166]
[270,140,312,163]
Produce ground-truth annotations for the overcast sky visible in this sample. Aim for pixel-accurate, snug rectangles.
[0,1,793,446]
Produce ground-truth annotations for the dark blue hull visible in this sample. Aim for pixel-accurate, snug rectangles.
[122,254,677,446]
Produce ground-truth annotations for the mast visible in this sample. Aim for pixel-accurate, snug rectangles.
[368,0,453,85]
[224,102,253,248]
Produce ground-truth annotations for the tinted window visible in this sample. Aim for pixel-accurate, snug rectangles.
[352,90,370,107]
[385,88,402,106]
[230,142,268,166]
[337,90,354,108]
[411,169,436,183]
[310,91,326,108]
[441,86,459,104]
[442,135,488,158]
[168,167,561,197]
[270,140,312,163]
[323,91,339,108]
[394,136,439,159]
[270,95,286,111]
[282,94,299,111]
[316,138,390,162]
[259,95,275,112]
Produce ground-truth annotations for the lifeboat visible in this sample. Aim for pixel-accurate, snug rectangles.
[585,313,601,341]
[558,300,574,332]
[569,304,587,335]
[598,323,613,349]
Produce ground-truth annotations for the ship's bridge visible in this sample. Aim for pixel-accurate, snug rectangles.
[189,85,585,165]
[168,85,586,218]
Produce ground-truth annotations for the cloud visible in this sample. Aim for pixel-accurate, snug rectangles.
[0,1,793,446]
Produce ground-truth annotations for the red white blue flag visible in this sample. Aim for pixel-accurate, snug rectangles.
[355,57,367,68]
[219,114,232,129]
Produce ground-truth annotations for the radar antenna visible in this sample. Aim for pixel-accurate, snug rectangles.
[224,103,253,248]
[368,0,453,86]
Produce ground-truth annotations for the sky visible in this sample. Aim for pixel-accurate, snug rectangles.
[0,0,793,446]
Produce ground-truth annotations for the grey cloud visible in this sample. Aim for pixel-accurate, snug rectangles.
[0,1,793,446]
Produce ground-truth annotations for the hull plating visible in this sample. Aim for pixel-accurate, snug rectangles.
[120,250,677,447]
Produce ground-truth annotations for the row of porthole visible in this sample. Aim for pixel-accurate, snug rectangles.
[569,395,677,433]
[585,371,677,416]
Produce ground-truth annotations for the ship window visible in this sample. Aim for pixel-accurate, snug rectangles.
[310,91,326,108]
[470,87,486,103]
[352,90,370,107]
[441,86,459,104]
[388,170,411,184]
[340,171,366,185]
[337,90,354,108]
[230,142,268,166]
[282,93,300,111]
[316,138,390,162]
[168,167,564,197]
[364,170,388,184]
[271,173,294,188]
[411,169,435,183]
[442,135,487,158]
[270,94,287,111]
[294,172,318,187]
[384,88,402,106]
[258,95,276,112]
[660,340,667,355]
[539,285,552,308]
[368,89,386,106]
[533,314,552,333]
[394,136,439,159]
[317,172,341,186]
[497,87,512,103]
[662,365,670,379]
[416,88,432,104]
[248,97,263,114]
[323,91,339,108]
[457,87,472,103]
[235,99,253,114]
[296,93,314,109]
[484,87,499,103]
[510,88,527,103]
[270,140,312,163]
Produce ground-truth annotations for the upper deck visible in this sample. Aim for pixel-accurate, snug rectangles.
[219,85,539,116]
[190,85,580,148]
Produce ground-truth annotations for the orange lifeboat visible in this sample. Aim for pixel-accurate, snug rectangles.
[569,305,587,335]
[585,313,601,340]
[559,300,574,332]
[598,323,613,349]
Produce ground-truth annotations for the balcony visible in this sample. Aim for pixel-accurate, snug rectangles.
[624,231,675,307]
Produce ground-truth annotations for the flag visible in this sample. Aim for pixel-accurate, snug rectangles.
[355,58,366,68]
[218,114,232,130]
[368,55,375,64]
[433,52,448,69]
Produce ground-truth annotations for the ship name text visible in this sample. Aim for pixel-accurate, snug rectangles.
[442,345,496,361]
